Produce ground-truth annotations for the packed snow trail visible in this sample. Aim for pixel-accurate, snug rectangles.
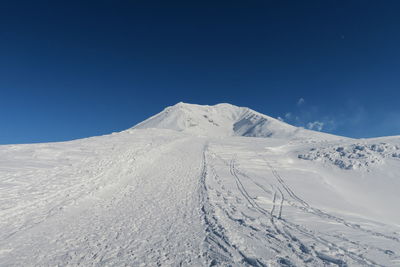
[1,103,400,266]
[1,131,211,266]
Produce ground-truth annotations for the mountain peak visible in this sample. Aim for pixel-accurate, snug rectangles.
[170,102,238,110]
[132,102,338,140]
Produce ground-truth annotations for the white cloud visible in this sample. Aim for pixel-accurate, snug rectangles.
[297,98,305,106]
[306,121,324,131]
[278,98,338,133]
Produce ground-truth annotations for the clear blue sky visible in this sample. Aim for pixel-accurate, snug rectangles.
[1,0,400,144]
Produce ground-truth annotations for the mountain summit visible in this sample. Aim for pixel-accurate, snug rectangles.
[132,102,337,139]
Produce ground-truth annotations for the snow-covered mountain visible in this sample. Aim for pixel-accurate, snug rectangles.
[1,103,400,266]
[132,102,339,140]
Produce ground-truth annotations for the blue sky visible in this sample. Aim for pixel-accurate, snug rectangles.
[1,0,400,144]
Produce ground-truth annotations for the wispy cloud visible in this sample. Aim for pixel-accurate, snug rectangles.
[297,98,305,106]
[278,98,400,137]
[279,98,336,133]
[306,121,324,131]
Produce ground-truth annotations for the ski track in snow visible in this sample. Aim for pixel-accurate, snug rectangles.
[1,103,400,266]
[201,139,400,266]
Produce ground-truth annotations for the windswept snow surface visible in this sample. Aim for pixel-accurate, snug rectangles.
[1,103,400,266]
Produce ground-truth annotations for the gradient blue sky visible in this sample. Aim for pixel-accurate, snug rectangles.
[1,0,400,144]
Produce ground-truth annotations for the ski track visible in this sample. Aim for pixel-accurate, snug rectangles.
[203,141,400,266]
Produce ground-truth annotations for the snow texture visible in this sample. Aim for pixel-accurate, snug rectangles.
[298,142,400,170]
[1,103,400,266]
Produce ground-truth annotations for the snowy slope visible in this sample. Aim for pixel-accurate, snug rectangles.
[1,103,400,266]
